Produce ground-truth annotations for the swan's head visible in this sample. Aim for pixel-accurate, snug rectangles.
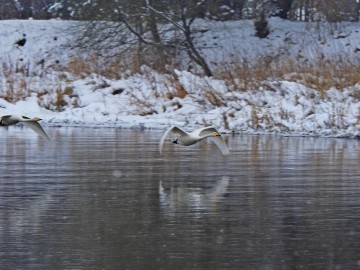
[213,131,220,137]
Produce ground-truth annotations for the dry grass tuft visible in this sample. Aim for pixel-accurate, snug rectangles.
[217,54,360,93]
[36,86,79,111]
[67,57,93,78]
[202,87,225,106]
[0,77,31,102]
[65,53,147,80]
[161,74,188,101]
[55,86,75,108]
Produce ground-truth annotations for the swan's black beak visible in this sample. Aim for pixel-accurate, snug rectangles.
[172,139,178,144]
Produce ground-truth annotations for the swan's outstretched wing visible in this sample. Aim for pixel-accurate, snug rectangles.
[22,121,51,141]
[159,126,187,154]
[197,126,230,156]
[193,126,229,155]
[209,136,230,156]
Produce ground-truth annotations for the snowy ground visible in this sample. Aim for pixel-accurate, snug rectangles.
[0,18,360,137]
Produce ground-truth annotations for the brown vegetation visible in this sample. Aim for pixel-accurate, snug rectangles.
[217,54,360,93]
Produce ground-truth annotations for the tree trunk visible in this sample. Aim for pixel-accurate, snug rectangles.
[181,15,213,77]
[146,1,167,70]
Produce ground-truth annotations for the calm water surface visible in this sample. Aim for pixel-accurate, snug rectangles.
[0,127,360,270]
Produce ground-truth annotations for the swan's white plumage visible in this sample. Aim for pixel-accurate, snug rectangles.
[159,126,229,156]
[0,115,50,140]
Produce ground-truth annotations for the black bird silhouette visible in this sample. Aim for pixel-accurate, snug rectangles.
[15,34,26,47]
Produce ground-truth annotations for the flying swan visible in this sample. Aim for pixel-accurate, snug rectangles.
[0,115,50,140]
[159,126,230,155]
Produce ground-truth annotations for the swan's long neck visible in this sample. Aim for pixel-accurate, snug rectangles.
[22,119,37,122]
[200,133,213,140]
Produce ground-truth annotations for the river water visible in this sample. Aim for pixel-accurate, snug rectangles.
[0,127,360,269]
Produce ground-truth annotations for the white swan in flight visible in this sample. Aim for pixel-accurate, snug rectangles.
[0,115,50,140]
[159,126,229,155]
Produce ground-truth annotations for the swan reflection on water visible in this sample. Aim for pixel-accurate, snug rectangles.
[159,176,230,217]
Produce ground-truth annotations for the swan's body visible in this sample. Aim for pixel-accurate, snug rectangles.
[0,115,50,140]
[159,126,229,155]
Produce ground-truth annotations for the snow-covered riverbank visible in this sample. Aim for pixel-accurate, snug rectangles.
[1,18,360,137]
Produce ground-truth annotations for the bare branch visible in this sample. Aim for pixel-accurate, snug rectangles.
[144,3,186,32]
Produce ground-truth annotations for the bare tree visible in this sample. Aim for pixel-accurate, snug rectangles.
[144,0,213,76]
[50,0,213,76]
